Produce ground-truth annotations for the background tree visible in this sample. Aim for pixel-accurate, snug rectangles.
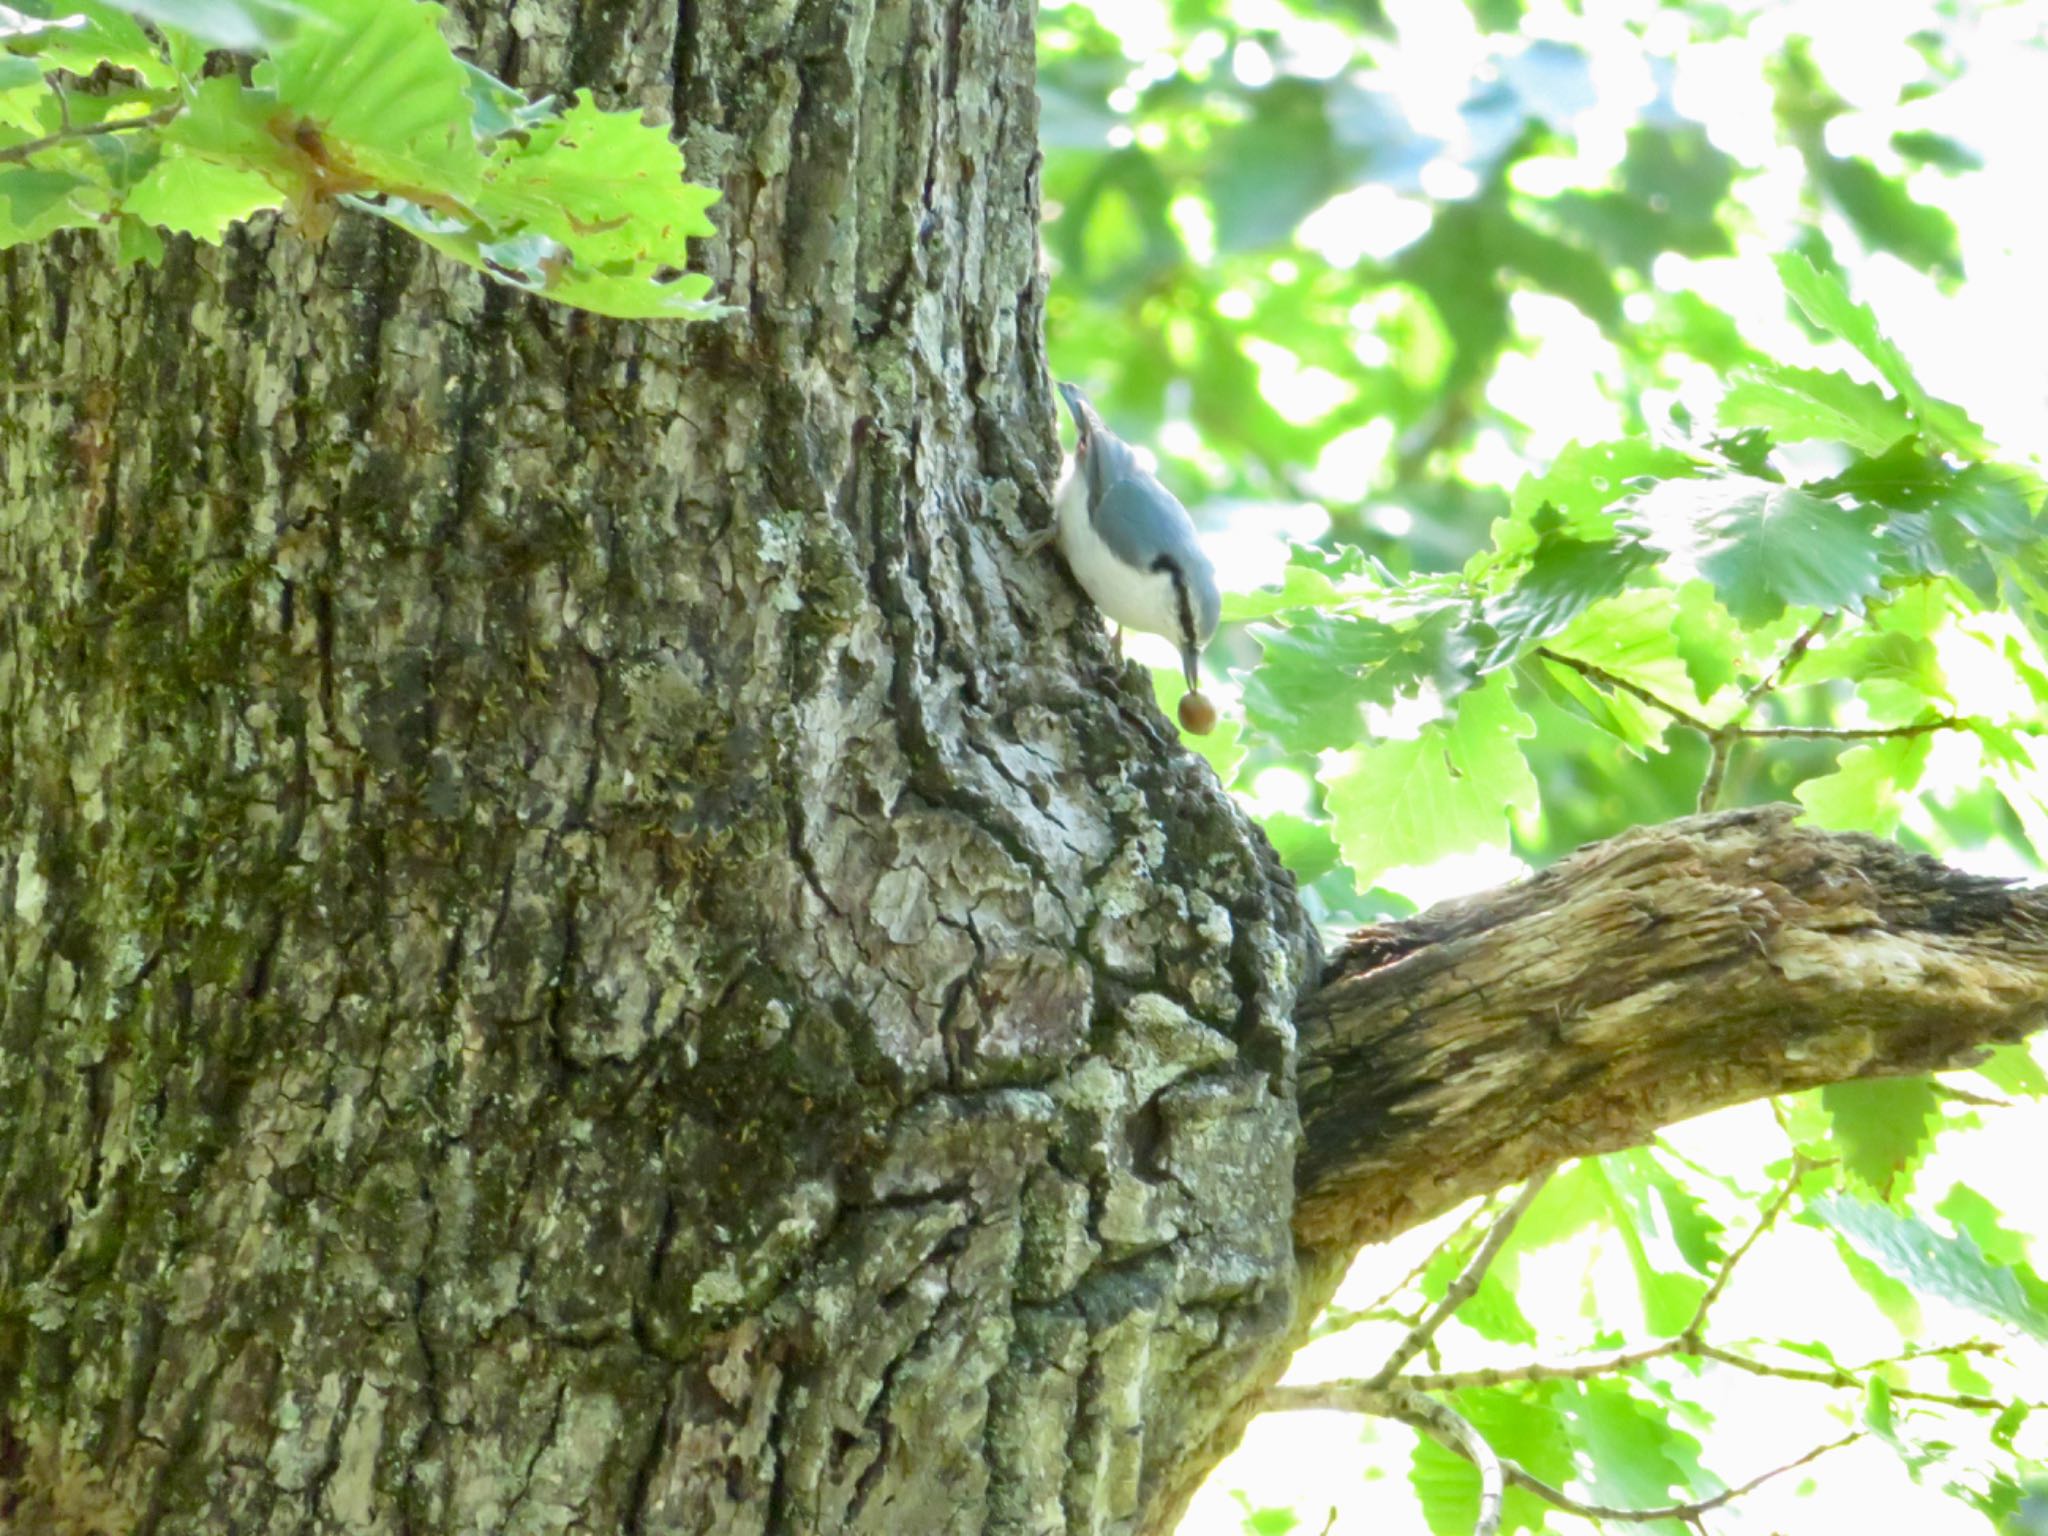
[1,4,2044,1536]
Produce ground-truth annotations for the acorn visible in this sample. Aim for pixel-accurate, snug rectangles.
[1178,689,1218,736]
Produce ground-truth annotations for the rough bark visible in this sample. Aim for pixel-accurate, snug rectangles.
[1293,805,2048,1265]
[1,4,1314,1534]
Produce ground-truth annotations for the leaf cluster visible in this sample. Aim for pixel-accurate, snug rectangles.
[1203,254,2047,898]
[0,0,722,316]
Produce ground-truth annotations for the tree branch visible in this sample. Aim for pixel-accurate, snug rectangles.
[0,105,181,168]
[1294,806,2048,1262]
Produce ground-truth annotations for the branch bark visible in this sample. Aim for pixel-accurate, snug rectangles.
[1293,805,2048,1264]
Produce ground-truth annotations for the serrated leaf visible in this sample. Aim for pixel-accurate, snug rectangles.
[1546,587,1707,721]
[112,209,162,263]
[1219,558,1347,622]
[0,162,96,244]
[1504,438,1700,552]
[1476,522,1652,670]
[1935,1186,2048,1303]
[1560,1378,1710,1524]
[1719,362,1914,455]
[120,145,281,237]
[479,91,714,267]
[1318,674,1537,890]
[1242,605,1476,755]
[1671,581,1741,701]
[1627,475,1886,625]
[1820,1077,1939,1198]
[1255,812,1340,886]
[258,0,481,203]
[1973,1042,2048,1099]
[1412,1388,1575,1536]
[2,1,169,83]
[1795,734,1933,833]
[1775,252,1988,457]
[1814,1194,2048,1343]
[1592,1154,1710,1335]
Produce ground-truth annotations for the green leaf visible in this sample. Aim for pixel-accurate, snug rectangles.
[120,146,282,237]
[478,91,715,265]
[1560,1378,1710,1525]
[1890,129,1982,173]
[1412,1387,1575,1536]
[1719,363,1915,455]
[1935,1186,2048,1300]
[1318,674,1537,890]
[1818,153,1961,278]
[257,0,483,203]
[1476,517,1653,670]
[1219,556,1348,622]
[1242,605,1476,756]
[1671,581,1742,702]
[0,163,97,244]
[1972,1042,2048,1100]
[1592,1153,1712,1335]
[112,210,163,264]
[107,0,312,50]
[1775,252,1988,456]
[1794,734,1933,833]
[0,56,42,89]
[1547,587,1717,722]
[1820,1077,1939,1199]
[1627,475,1887,625]
[1256,812,1341,887]
[1,1,170,83]
[1814,1194,2048,1343]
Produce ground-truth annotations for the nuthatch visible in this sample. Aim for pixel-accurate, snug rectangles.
[1037,383,1222,727]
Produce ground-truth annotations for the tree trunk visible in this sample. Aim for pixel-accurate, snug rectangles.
[0,4,1317,1533]
[6,6,2047,1536]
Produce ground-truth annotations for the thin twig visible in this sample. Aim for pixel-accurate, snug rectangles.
[1366,1171,1552,1389]
[1313,1197,1503,1341]
[1391,1390,1504,1536]
[1692,1342,2016,1411]
[1490,1429,1865,1524]
[1278,1381,1865,1528]
[1733,719,1969,740]
[1539,649,1972,745]
[1685,1155,1806,1339]
[1697,735,1734,813]
[1538,649,1719,732]
[1738,619,1829,715]
[0,105,181,168]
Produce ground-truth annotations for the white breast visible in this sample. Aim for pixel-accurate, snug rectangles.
[1055,467,1186,641]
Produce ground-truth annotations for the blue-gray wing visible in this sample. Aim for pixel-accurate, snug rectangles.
[1092,475,1219,643]
[1092,475,1198,570]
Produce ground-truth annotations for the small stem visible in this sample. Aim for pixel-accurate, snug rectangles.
[0,104,181,168]
[1697,735,1733,813]
[1366,1171,1551,1389]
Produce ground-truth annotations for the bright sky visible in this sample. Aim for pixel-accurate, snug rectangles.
[1054,1,2048,1530]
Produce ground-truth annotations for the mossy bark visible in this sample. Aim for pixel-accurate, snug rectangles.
[0,3,1316,1532]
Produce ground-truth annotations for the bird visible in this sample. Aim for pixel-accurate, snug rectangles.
[1034,382,1222,732]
